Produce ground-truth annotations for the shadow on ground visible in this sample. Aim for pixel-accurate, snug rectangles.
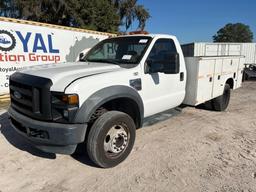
[71,143,98,168]
[195,102,214,111]
[0,112,56,159]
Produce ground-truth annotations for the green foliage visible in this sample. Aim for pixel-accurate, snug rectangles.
[119,0,137,30]
[73,0,120,32]
[135,5,150,31]
[14,0,72,25]
[213,23,254,42]
[117,0,150,31]
[0,0,17,17]
[0,0,150,33]
[0,1,3,8]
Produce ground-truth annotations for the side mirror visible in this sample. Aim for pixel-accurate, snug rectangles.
[79,52,85,61]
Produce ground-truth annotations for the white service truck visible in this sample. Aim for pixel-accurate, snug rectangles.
[8,34,244,168]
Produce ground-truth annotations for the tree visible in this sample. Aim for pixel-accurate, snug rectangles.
[119,0,137,30]
[0,0,150,33]
[135,5,150,31]
[13,0,74,26]
[7,0,119,32]
[117,0,150,31]
[72,0,120,32]
[0,1,4,8]
[213,23,254,42]
[0,0,18,17]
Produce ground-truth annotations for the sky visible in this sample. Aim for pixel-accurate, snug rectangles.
[129,0,256,44]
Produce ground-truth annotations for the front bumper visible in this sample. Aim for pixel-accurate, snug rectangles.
[8,107,87,154]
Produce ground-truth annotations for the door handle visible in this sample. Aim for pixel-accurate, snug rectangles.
[180,72,184,81]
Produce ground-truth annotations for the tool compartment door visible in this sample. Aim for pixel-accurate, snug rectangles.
[196,59,215,104]
[222,58,239,74]
[212,59,224,98]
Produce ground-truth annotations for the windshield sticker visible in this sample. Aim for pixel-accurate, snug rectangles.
[139,39,148,43]
[122,55,132,60]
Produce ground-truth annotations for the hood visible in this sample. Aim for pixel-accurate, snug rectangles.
[20,62,122,91]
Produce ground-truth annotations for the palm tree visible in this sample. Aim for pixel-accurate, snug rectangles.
[117,0,150,31]
[119,0,137,31]
[135,5,150,31]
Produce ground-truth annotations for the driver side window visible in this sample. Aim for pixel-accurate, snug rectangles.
[146,39,177,73]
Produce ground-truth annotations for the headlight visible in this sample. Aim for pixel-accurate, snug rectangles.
[51,92,79,122]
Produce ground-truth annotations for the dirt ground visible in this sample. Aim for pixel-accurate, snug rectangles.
[0,82,256,192]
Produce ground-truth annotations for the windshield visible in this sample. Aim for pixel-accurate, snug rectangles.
[84,36,152,65]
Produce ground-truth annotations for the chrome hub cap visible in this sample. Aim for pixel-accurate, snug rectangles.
[104,125,128,154]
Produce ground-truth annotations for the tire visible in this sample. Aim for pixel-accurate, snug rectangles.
[212,84,231,111]
[244,73,249,81]
[87,111,136,168]
[203,100,214,110]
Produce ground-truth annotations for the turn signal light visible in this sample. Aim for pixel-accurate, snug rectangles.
[62,94,79,105]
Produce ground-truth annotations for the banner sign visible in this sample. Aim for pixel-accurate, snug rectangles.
[0,18,113,95]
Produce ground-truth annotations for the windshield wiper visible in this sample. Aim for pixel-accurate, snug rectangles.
[87,59,120,64]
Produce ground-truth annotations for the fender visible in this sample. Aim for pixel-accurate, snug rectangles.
[225,77,234,89]
[73,85,144,127]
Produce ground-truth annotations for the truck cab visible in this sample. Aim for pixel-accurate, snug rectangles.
[77,34,186,116]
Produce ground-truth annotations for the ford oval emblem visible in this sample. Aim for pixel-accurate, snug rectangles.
[14,91,22,99]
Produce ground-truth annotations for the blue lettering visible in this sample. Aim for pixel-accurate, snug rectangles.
[48,35,59,53]
[16,31,31,52]
[33,33,47,53]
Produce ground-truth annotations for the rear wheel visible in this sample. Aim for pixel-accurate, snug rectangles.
[87,111,136,168]
[212,84,231,111]
[244,73,249,81]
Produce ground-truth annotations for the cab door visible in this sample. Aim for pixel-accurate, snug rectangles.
[140,38,185,117]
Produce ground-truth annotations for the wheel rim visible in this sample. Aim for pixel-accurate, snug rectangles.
[104,123,129,158]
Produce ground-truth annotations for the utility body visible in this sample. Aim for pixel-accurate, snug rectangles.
[8,34,244,167]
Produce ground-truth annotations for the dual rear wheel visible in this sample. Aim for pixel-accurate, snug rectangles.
[205,84,231,111]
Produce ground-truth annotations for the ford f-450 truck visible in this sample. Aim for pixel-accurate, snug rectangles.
[8,34,244,168]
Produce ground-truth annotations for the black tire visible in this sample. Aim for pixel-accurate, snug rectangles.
[244,73,249,81]
[212,84,231,111]
[87,111,136,168]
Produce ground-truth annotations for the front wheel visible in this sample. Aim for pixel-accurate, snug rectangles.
[87,111,136,168]
[212,84,231,111]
